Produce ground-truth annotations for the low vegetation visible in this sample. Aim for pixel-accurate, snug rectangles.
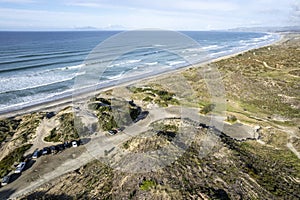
[22,127,300,199]
[122,119,182,152]
[0,144,32,178]
[0,118,21,144]
[139,180,156,191]
[151,122,179,133]
[200,103,216,114]
[215,45,300,119]
[130,86,179,107]
[44,113,80,143]
[221,136,300,198]
[89,97,143,131]
[121,130,171,153]
[226,114,237,123]
[14,114,42,143]
[181,37,300,125]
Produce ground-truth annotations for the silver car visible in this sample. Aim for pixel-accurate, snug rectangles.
[32,149,41,159]
[15,162,26,174]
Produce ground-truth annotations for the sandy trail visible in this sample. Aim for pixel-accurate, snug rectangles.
[26,117,59,156]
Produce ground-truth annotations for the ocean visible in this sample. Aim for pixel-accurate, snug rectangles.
[0,31,280,114]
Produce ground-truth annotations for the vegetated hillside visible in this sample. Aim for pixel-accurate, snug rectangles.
[183,36,300,121]
[88,97,144,131]
[0,113,42,178]
[22,127,300,199]
[44,112,80,143]
[0,118,21,145]
[21,34,300,199]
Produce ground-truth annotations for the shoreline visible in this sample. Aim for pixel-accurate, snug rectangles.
[0,33,283,119]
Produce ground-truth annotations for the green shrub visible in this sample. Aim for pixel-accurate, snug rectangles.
[98,114,118,131]
[152,122,179,132]
[140,180,156,191]
[131,87,144,93]
[44,128,60,142]
[91,97,144,130]
[131,86,179,107]
[143,96,153,102]
[227,115,237,123]
[123,141,130,149]
[129,107,141,120]
[90,97,111,105]
[157,90,173,101]
[0,118,21,143]
[88,103,101,110]
[200,103,216,114]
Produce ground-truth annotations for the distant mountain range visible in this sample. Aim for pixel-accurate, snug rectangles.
[74,25,127,31]
[227,26,300,33]
[74,26,300,33]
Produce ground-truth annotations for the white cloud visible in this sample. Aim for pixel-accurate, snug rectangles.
[144,0,239,12]
[0,8,103,29]
[0,0,296,30]
[64,1,106,8]
[0,5,244,30]
[66,0,239,12]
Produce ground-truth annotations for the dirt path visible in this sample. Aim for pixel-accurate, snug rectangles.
[26,117,59,156]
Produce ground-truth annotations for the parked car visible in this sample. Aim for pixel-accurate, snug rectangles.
[108,130,118,135]
[72,141,78,147]
[63,141,71,148]
[1,175,10,186]
[32,149,41,159]
[56,144,65,151]
[117,127,125,132]
[50,146,58,154]
[79,138,90,145]
[42,147,50,155]
[15,162,26,173]
[45,112,55,119]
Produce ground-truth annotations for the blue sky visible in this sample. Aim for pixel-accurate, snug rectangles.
[0,0,299,30]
